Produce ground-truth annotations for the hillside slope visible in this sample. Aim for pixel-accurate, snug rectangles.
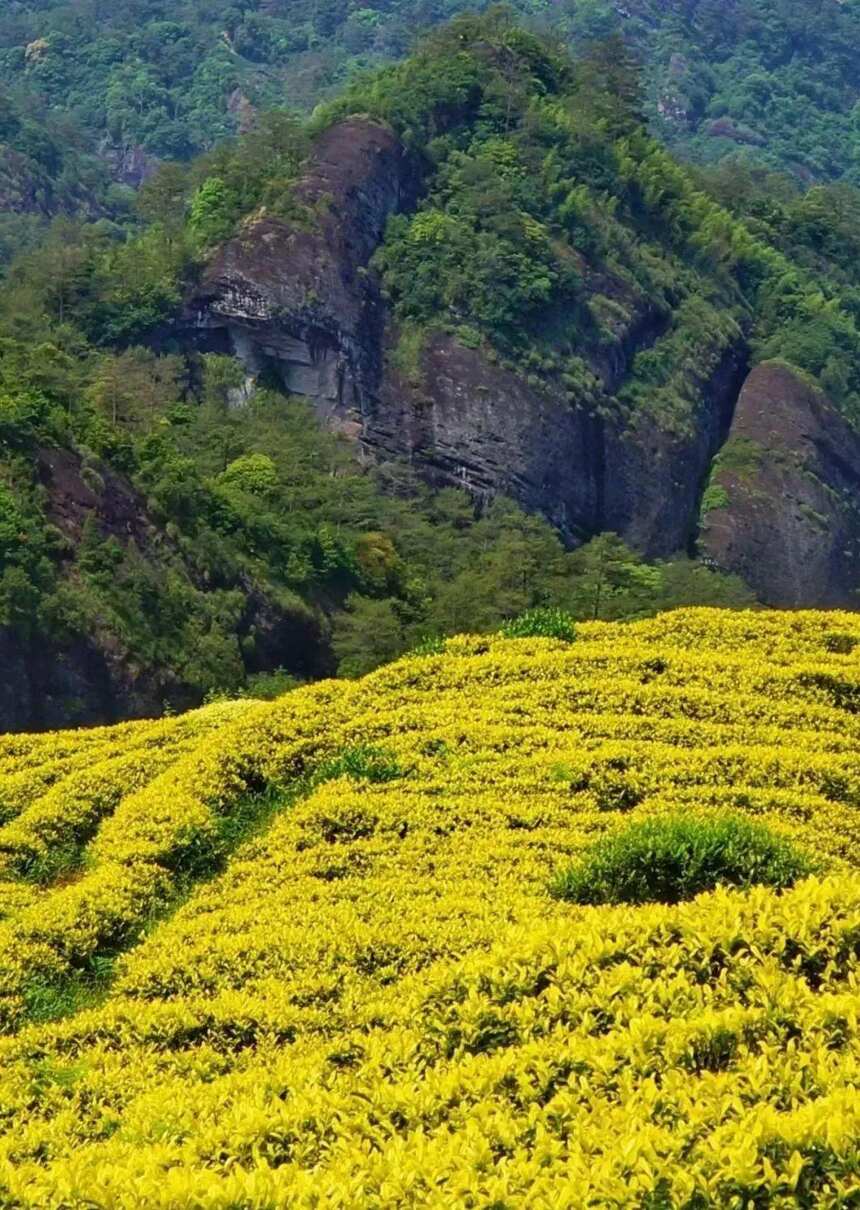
[2,609,860,1204]
[0,18,784,734]
[3,16,860,733]
[2,0,859,189]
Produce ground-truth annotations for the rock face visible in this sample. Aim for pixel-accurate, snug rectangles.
[0,449,163,732]
[187,118,860,604]
[699,362,860,606]
[187,118,745,558]
[372,333,744,556]
[37,447,157,552]
[97,140,159,189]
[186,118,420,426]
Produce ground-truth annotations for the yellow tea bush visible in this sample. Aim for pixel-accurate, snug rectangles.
[0,609,860,1205]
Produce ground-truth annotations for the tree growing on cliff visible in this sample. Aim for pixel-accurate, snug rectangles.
[188,177,239,247]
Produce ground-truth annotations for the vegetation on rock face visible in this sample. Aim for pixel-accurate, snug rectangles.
[0,609,857,1202]
[0,16,779,728]
[310,13,860,425]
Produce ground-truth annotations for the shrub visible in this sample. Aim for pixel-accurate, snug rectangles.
[410,634,446,657]
[501,608,576,642]
[313,745,407,786]
[550,814,816,906]
[823,631,857,655]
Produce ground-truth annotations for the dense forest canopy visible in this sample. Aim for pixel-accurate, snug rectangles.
[0,13,784,725]
[0,0,859,229]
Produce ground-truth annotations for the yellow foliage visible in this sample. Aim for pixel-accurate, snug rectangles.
[0,609,860,1205]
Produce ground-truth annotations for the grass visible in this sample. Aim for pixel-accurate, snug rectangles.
[311,744,409,787]
[19,842,87,887]
[23,955,118,1024]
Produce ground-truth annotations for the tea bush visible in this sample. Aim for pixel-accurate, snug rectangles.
[550,812,816,905]
[501,607,577,642]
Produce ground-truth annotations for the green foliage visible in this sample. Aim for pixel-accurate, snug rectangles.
[409,635,447,658]
[653,558,756,611]
[20,843,84,888]
[245,669,301,700]
[188,177,239,248]
[218,453,278,497]
[333,595,409,679]
[22,954,117,1024]
[823,631,858,656]
[501,608,577,642]
[347,17,860,424]
[388,324,431,386]
[550,814,816,906]
[0,0,859,273]
[710,437,766,479]
[565,534,661,622]
[376,153,580,353]
[313,745,407,786]
[700,484,730,516]
[1,13,823,726]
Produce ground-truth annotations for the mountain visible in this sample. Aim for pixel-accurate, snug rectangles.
[3,18,784,733]
[5,14,860,728]
[0,0,859,231]
[0,608,858,1203]
[602,0,860,182]
[183,16,860,605]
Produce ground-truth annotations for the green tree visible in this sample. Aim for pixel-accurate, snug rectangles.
[136,162,191,240]
[333,595,408,677]
[567,533,661,621]
[657,557,758,610]
[218,453,278,496]
[88,349,183,430]
[188,177,240,247]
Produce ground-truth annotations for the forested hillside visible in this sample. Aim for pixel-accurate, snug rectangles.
[6,8,860,1194]
[5,11,860,728]
[1,0,859,244]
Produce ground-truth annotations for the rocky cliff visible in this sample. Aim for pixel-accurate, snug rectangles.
[186,116,860,605]
[186,118,758,564]
[187,118,419,429]
[372,332,747,558]
[699,362,860,606]
[184,115,860,606]
[0,448,163,732]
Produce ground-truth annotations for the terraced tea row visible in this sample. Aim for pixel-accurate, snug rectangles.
[0,609,859,1205]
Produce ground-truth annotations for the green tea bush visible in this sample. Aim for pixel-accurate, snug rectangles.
[501,608,577,642]
[313,745,407,786]
[823,631,858,655]
[550,814,816,906]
